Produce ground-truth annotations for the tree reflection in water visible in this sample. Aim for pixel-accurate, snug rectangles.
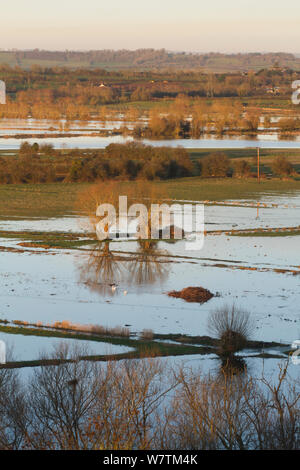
[78,240,126,297]
[219,356,247,377]
[126,240,169,287]
[77,239,170,297]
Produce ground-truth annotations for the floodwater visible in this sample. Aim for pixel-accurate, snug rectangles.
[0,194,300,349]
[0,332,133,362]
[0,121,299,379]
[1,118,300,149]
[0,234,299,344]
[1,134,300,150]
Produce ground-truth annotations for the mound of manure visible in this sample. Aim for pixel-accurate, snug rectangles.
[168,287,214,303]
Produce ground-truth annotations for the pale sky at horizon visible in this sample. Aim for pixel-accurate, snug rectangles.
[1,0,300,53]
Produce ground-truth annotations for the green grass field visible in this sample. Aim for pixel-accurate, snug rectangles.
[0,147,300,218]
[0,183,90,218]
[188,148,300,161]
[1,178,300,219]
[188,148,300,174]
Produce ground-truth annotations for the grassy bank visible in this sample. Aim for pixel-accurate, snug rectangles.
[0,324,211,368]
[0,323,286,369]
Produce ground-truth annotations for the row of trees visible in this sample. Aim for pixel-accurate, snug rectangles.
[2,95,299,137]
[0,143,296,184]
[0,62,299,121]
[132,100,262,138]
[68,143,194,182]
[8,49,298,70]
[0,142,194,184]
[198,153,296,178]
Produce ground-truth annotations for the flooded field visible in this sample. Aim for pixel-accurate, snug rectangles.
[0,119,299,379]
[0,331,133,361]
[2,134,300,150]
[0,190,299,380]
[1,117,300,150]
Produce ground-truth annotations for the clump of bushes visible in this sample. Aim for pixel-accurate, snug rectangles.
[208,304,254,356]
[140,329,154,340]
[278,117,300,132]
[68,142,194,182]
[0,142,57,184]
[271,156,294,177]
[19,142,55,157]
[168,286,214,303]
[199,152,230,177]
[0,141,194,184]
[233,159,252,178]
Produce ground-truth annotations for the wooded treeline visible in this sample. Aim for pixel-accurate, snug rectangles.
[1,49,300,71]
[0,142,296,184]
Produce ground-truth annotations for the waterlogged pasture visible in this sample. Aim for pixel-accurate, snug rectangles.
[0,117,139,134]
[0,131,298,379]
[0,235,299,344]
[2,117,300,150]
[2,135,300,151]
[0,331,133,362]
[0,192,299,362]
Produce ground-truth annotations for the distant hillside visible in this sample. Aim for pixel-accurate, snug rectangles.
[1,49,300,72]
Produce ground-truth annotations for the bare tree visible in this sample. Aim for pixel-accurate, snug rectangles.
[25,344,102,449]
[0,342,299,450]
[0,348,27,449]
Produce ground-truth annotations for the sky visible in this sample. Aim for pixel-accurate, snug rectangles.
[1,0,300,53]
